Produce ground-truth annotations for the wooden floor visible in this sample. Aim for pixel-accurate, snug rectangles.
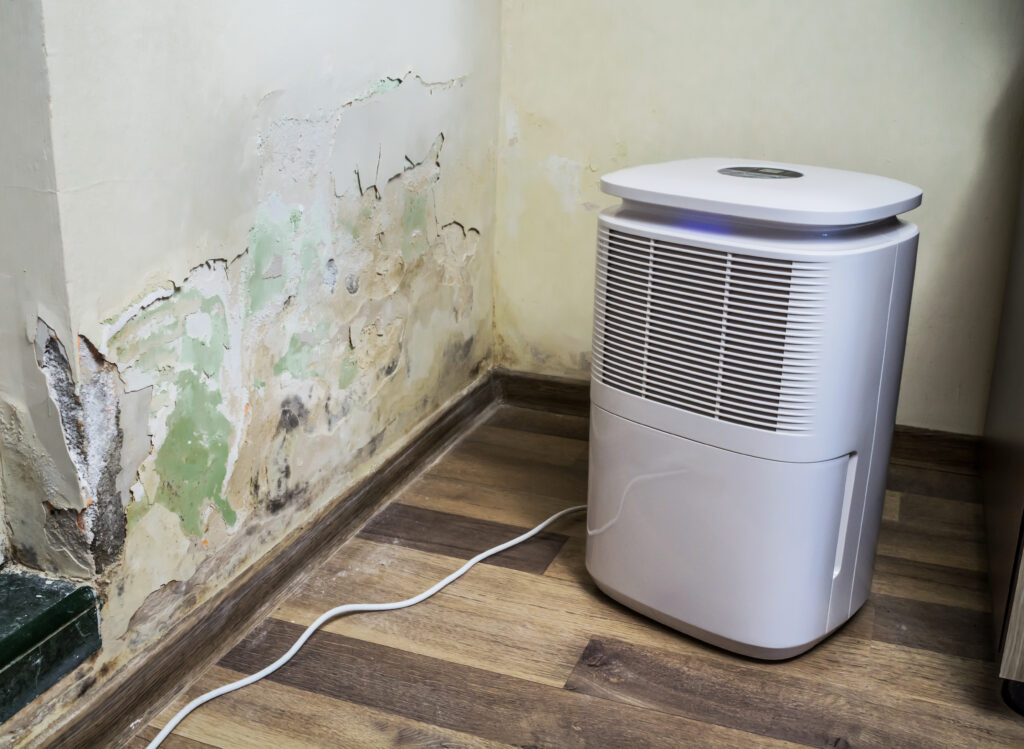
[135,406,1024,748]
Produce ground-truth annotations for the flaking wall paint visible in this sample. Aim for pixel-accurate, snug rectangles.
[1,2,500,743]
[495,0,1024,435]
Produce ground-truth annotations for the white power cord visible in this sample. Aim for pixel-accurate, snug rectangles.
[146,504,587,748]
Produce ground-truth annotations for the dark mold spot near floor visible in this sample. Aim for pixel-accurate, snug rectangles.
[444,335,475,366]
[383,358,400,377]
[324,393,352,432]
[266,483,309,515]
[12,542,41,570]
[76,676,97,698]
[354,428,387,462]
[276,396,308,434]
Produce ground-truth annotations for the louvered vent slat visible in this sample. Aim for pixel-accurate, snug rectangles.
[593,228,826,434]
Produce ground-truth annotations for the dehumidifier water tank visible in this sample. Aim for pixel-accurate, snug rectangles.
[586,157,922,659]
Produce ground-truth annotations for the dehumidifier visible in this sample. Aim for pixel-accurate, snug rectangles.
[586,158,922,658]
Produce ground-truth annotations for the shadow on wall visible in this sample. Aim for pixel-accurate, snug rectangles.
[917,53,1024,433]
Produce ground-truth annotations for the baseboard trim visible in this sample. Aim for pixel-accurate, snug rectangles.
[888,424,980,475]
[41,374,496,749]
[38,367,976,747]
[492,368,589,416]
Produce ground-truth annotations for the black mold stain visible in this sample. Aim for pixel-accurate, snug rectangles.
[266,483,309,515]
[383,358,399,377]
[12,540,41,570]
[276,396,308,434]
[76,676,96,698]
[324,393,352,432]
[443,335,475,366]
[354,428,386,462]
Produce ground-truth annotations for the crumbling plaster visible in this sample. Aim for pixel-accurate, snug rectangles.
[0,2,501,743]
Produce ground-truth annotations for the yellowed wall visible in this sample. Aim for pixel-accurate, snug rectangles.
[495,0,1024,434]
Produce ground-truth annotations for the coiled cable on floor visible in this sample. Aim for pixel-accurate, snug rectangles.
[146,504,587,748]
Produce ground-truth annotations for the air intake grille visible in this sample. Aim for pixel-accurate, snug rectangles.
[593,228,827,433]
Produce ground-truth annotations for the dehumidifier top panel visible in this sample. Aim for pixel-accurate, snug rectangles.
[601,157,922,227]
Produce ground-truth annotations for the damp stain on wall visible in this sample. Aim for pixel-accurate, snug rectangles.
[0,3,503,737]
[25,131,490,677]
[0,81,491,711]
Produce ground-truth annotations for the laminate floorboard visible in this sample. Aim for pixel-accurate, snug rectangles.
[357,503,569,574]
[140,404,1020,748]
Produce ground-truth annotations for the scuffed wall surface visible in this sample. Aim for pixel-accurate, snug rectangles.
[495,0,1024,433]
[1,2,500,744]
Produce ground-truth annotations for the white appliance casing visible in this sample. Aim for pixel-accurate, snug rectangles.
[587,160,920,659]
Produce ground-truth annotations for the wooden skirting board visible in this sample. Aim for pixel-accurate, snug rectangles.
[36,368,981,747]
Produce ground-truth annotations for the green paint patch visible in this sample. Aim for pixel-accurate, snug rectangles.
[369,77,402,96]
[401,191,430,261]
[337,345,358,389]
[273,322,332,379]
[125,501,151,533]
[181,297,229,376]
[273,334,318,378]
[247,202,333,312]
[153,371,235,536]
[107,290,203,372]
[247,211,290,314]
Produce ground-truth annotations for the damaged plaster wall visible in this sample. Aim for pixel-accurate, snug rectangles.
[494,0,1024,434]
[2,1,501,743]
[0,0,92,577]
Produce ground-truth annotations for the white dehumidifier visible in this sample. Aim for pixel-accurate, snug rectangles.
[586,158,922,659]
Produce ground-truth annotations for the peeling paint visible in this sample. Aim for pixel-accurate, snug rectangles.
[80,131,482,558]
[35,322,129,572]
[2,58,496,745]
[0,3,505,737]
[152,370,234,536]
